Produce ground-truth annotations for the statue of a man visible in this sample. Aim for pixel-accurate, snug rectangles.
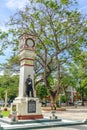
[25,75,34,97]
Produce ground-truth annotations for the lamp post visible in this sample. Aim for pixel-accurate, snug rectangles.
[4,82,9,107]
[5,89,8,107]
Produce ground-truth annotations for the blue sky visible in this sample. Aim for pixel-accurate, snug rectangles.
[0,0,87,31]
[0,0,87,66]
[0,0,28,31]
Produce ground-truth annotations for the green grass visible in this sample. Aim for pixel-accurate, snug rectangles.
[1,110,10,117]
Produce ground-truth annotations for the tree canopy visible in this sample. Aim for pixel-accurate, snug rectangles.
[0,0,87,103]
[0,75,19,100]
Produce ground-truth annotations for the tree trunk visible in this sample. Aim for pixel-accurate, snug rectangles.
[81,92,84,106]
[50,90,57,104]
[56,51,61,95]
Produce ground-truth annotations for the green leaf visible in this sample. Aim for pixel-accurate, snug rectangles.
[61,0,69,5]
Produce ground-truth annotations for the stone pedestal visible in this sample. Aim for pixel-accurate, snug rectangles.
[10,97,43,120]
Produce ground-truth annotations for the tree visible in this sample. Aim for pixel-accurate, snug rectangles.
[66,51,87,106]
[75,53,87,106]
[36,84,49,100]
[0,75,19,101]
[0,0,87,104]
[0,30,9,55]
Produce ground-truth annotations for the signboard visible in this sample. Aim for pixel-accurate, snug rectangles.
[28,100,36,113]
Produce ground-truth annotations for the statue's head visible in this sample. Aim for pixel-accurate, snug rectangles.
[28,75,31,78]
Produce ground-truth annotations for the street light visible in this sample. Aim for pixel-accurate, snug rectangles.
[4,82,9,107]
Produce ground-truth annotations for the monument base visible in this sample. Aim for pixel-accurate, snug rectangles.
[17,114,43,120]
[10,97,43,120]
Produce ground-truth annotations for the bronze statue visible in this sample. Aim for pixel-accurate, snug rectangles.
[25,75,34,97]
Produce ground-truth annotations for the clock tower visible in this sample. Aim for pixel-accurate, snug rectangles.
[18,34,35,97]
[10,34,43,120]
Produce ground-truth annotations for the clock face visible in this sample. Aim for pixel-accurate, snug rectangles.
[26,38,35,47]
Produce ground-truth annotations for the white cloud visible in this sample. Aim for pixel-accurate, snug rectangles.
[6,0,28,10]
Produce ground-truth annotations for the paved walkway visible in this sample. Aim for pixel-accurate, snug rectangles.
[38,128,78,130]
[37,124,87,130]
[40,106,87,130]
[0,106,87,130]
[42,106,87,120]
[36,126,87,130]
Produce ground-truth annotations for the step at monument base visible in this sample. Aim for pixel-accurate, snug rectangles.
[17,114,43,120]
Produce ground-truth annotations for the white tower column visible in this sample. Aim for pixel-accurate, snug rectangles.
[18,49,35,97]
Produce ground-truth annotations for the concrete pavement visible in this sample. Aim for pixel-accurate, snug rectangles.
[42,106,87,120]
[40,106,87,130]
[36,125,87,130]
[0,106,87,130]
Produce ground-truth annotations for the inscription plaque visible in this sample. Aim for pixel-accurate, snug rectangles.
[28,100,36,113]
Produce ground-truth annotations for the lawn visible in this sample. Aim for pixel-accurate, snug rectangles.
[1,110,10,117]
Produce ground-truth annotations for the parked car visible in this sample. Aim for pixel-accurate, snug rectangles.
[74,100,82,106]
[40,101,46,107]
[0,100,5,107]
[0,100,11,107]
[8,99,13,106]
[69,102,74,106]
[40,100,50,107]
